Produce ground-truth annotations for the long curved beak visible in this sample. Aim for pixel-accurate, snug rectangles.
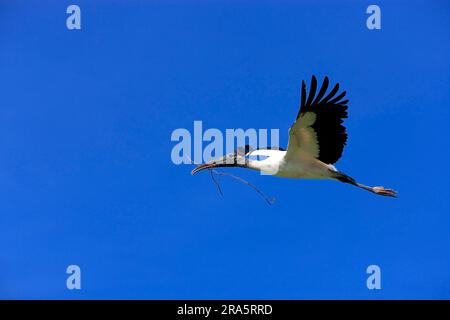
[191,153,245,175]
[191,162,218,175]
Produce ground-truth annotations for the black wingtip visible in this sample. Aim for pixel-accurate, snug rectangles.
[306,76,318,107]
[312,76,330,105]
[300,80,307,108]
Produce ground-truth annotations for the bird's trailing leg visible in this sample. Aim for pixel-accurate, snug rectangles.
[354,182,397,197]
[334,171,397,197]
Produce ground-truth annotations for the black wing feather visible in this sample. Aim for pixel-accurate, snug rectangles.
[296,76,348,164]
[328,91,347,104]
[321,83,340,104]
[298,81,307,118]
[312,76,329,105]
[305,75,317,107]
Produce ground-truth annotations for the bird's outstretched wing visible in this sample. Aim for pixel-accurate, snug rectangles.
[286,76,348,164]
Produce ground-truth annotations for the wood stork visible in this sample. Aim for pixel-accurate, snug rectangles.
[192,76,397,197]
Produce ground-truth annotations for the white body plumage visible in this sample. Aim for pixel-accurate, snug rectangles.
[246,149,336,179]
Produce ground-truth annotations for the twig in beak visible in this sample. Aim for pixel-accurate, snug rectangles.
[210,169,223,196]
[187,155,275,206]
[210,169,276,206]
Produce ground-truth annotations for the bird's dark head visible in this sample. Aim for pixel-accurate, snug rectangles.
[191,145,252,175]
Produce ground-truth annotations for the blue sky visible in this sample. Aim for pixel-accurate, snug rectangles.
[1,0,449,299]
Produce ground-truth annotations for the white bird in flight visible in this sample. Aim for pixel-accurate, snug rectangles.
[192,76,397,197]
